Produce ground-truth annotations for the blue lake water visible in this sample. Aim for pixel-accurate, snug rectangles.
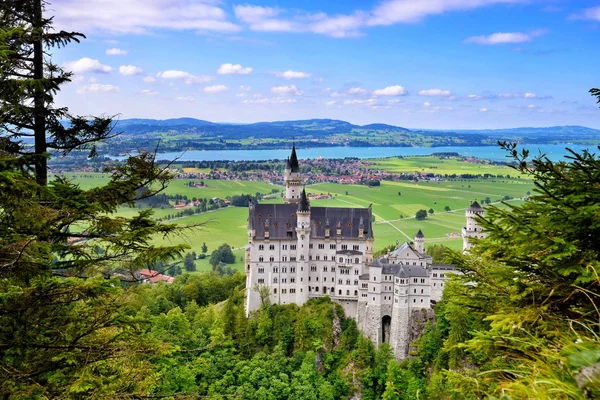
[110,144,595,162]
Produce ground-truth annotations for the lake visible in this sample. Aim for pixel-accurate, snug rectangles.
[110,144,595,162]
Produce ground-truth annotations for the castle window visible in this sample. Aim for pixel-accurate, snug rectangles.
[331,267,335,273]
[258,268,264,274]
[421,289,424,294]
[273,278,278,283]
[318,244,325,249]
[282,267,286,273]
[339,257,343,263]
[300,255,305,260]
[258,279,264,284]
[323,277,326,282]
[354,280,358,285]
[413,278,417,283]
[291,278,295,283]
[339,290,342,295]
[291,245,297,250]
[346,279,350,285]
[316,277,319,282]
[323,266,327,272]
[311,266,317,272]
[355,257,359,264]
[373,297,375,301]
[315,286,319,292]
[433,273,437,277]
[309,244,313,249]
[433,283,436,286]
[269,245,275,250]
[395,299,398,303]
[308,287,311,292]
[273,267,278,273]
[283,245,288,250]
[353,245,359,251]
[413,299,416,303]
[309,255,312,260]
[316,255,320,261]
[346,290,350,295]
[282,256,287,262]
[355,290,358,296]
[282,289,287,294]
[330,244,336,249]
[355,270,359,275]
[331,287,335,293]
[421,299,423,303]
[259,245,264,251]
[269,257,274,262]
[290,288,296,294]
[440,274,445,278]
[290,267,295,273]
[341,245,348,250]
[273,288,277,294]
[414,289,417,293]
[259,257,264,262]
[282,278,287,283]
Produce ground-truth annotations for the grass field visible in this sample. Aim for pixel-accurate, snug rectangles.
[59,169,532,271]
[364,156,519,176]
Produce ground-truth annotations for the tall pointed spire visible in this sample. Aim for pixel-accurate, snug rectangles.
[298,188,310,212]
[289,143,299,172]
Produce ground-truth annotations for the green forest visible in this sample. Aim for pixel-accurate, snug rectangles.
[1,1,600,399]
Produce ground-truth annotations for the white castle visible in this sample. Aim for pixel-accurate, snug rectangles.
[245,146,485,359]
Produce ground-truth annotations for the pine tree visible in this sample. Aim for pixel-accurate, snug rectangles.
[0,0,116,185]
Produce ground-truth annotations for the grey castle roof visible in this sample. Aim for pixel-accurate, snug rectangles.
[371,258,429,278]
[414,229,424,238]
[467,201,484,211]
[286,144,300,172]
[298,188,310,212]
[249,203,373,240]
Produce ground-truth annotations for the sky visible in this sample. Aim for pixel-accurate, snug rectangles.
[50,0,600,129]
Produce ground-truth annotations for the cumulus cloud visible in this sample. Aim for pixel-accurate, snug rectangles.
[464,29,547,45]
[53,0,241,34]
[372,85,406,96]
[119,65,142,76]
[141,89,158,96]
[175,96,196,102]
[202,85,228,93]
[467,94,483,100]
[106,48,128,55]
[156,70,213,84]
[217,63,252,75]
[343,98,377,105]
[569,6,600,21]
[143,75,156,83]
[423,102,431,107]
[64,58,112,74]
[76,83,119,93]
[419,88,451,97]
[274,70,312,79]
[326,100,337,106]
[480,108,488,112]
[348,87,369,95]
[524,92,537,99]
[239,85,252,92]
[270,85,304,96]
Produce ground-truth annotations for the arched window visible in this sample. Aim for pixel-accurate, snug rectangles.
[354,257,359,264]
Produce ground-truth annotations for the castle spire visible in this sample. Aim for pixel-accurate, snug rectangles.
[298,188,310,212]
[288,143,300,173]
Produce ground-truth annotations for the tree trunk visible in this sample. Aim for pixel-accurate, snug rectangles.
[33,0,47,186]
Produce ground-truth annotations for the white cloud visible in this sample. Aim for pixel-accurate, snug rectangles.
[64,58,112,74]
[372,85,406,96]
[387,99,401,104]
[480,108,488,112]
[243,97,297,104]
[119,65,142,76]
[343,98,377,105]
[467,94,483,100]
[270,85,304,96]
[464,29,547,45]
[524,92,537,99]
[156,70,213,84]
[419,88,451,97]
[327,100,337,106]
[527,104,536,108]
[141,89,158,96]
[175,96,196,102]
[498,93,521,98]
[76,83,119,93]
[202,85,228,93]
[330,91,346,97]
[106,48,128,56]
[217,63,252,75]
[275,70,312,79]
[348,87,369,95]
[423,102,431,107]
[240,85,252,92]
[53,0,240,34]
[569,6,600,21]
[236,93,247,97]
[143,75,156,83]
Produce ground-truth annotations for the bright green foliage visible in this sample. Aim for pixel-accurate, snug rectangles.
[209,243,236,268]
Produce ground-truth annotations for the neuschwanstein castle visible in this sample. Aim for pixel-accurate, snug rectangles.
[245,145,485,359]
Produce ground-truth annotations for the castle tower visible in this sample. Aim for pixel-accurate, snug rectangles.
[295,188,311,304]
[284,144,302,204]
[414,229,425,254]
[461,201,485,251]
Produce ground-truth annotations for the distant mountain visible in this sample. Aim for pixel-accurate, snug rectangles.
[434,125,600,137]
[115,118,215,127]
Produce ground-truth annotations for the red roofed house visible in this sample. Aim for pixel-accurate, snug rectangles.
[136,269,174,284]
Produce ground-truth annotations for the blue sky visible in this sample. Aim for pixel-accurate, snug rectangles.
[52,0,600,129]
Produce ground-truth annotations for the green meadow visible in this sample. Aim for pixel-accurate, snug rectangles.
[58,159,533,271]
[364,156,518,176]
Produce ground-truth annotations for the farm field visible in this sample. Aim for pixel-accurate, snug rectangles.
[52,173,282,200]
[364,156,519,176]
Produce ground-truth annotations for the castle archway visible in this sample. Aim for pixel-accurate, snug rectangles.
[382,315,392,344]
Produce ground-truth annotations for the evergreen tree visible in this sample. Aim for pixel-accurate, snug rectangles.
[183,252,196,271]
[0,0,116,185]
[415,209,427,220]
